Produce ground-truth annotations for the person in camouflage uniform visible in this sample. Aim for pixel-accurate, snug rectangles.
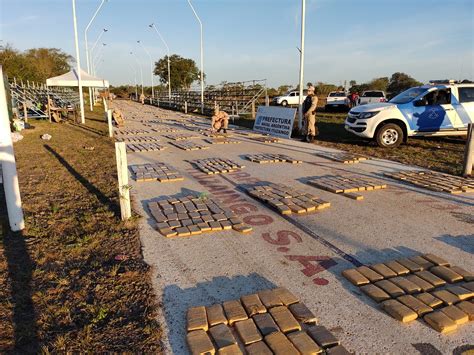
[302,85,318,143]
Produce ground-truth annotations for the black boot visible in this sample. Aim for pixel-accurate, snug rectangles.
[307,135,315,143]
[223,129,227,134]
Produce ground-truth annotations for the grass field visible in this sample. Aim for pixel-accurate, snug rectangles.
[0,110,161,352]
[233,110,467,176]
[314,112,467,176]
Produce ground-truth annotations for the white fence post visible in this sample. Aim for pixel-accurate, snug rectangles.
[107,109,113,138]
[0,66,25,231]
[463,123,474,176]
[102,97,108,112]
[115,142,131,220]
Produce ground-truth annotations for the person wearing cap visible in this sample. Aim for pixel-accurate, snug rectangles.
[302,85,318,142]
[211,106,229,133]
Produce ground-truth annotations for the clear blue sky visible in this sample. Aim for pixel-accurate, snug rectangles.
[1,0,473,88]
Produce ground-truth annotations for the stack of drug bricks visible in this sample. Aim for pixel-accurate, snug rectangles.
[165,133,201,141]
[149,127,179,133]
[148,195,252,237]
[191,158,245,175]
[186,287,351,355]
[245,154,302,164]
[201,132,233,138]
[130,163,183,182]
[170,141,210,151]
[384,170,474,194]
[306,175,387,201]
[126,142,167,153]
[116,136,160,143]
[116,128,152,135]
[342,253,474,333]
[245,183,330,215]
[252,137,280,143]
[235,132,265,138]
[315,152,369,164]
[205,138,241,145]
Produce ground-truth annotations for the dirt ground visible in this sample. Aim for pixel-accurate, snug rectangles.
[0,111,162,352]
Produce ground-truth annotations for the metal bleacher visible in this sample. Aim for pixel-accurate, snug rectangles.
[8,78,80,120]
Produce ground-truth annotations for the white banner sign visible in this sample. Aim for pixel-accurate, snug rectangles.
[253,106,297,138]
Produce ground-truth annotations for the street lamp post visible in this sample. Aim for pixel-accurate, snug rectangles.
[92,43,106,76]
[128,63,138,99]
[186,0,204,113]
[137,40,154,100]
[297,0,306,131]
[84,0,106,111]
[130,51,144,96]
[72,0,85,124]
[149,23,171,103]
[90,29,108,67]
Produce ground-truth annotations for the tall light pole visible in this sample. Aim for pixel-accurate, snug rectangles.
[297,0,306,131]
[72,0,85,124]
[187,0,204,113]
[130,51,144,96]
[137,40,154,100]
[149,23,171,102]
[128,63,138,98]
[90,28,108,66]
[92,43,106,76]
[84,0,107,111]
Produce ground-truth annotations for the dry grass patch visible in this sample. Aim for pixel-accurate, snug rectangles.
[0,111,162,352]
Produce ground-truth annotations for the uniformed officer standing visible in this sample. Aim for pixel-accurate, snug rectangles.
[140,93,145,105]
[211,107,229,133]
[302,85,318,143]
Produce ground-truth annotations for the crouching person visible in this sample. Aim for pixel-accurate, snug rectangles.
[211,107,229,133]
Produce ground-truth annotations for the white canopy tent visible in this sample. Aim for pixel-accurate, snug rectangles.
[46,68,109,88]
[46,68,109,124]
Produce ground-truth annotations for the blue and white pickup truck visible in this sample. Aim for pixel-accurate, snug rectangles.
[344,81,474,147]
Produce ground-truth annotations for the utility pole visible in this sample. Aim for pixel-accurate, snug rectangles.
[187,0,204,113]
[72,0,85,124]
[297,0,306,131]
[84,0,106,111]
[149,23,172,102]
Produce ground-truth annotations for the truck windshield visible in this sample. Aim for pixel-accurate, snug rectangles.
[389,87,427,104]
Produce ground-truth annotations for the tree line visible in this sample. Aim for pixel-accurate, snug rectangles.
[0,44,73,83]
[1,44,456,100]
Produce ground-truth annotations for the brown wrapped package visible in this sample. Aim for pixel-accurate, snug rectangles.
[187,330,216,355]
[381,299,418,323]
[241,294,266,317]
[187,306,208,331]
[423,311,457,333]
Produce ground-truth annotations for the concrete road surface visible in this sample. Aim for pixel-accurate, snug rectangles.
[112,100,473,354]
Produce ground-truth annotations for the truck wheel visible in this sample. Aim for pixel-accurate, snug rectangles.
[281,100,288,106]
[375,123,403,148]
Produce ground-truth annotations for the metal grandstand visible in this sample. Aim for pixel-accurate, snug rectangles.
[8,78,80,120]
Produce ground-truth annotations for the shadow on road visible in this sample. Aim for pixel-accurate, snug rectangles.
[162,273,276,354]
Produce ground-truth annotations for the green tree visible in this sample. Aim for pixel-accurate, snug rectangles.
[387,72,422,97]
[277,85,291,95]
[154,54,204,91]
[0,44,73,83]
[314,82,338,96]
[367,77,389,91]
